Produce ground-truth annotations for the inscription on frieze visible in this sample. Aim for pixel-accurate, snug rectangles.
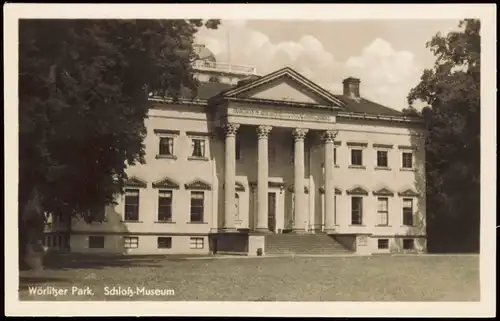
[230,107,332,122]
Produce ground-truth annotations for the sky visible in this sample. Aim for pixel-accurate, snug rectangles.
[195,19,462,111]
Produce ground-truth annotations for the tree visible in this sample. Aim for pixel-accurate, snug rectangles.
[407,19,480,252]
[19,19,220,269]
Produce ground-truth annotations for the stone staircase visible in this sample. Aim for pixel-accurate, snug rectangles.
[264,233,353,255]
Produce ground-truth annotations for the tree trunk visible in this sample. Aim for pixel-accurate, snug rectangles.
[19,192,46,271]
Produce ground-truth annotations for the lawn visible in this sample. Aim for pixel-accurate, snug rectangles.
[18,254,480,301]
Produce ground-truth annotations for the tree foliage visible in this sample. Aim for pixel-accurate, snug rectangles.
[19,19,220,223]
[408,19,480,252]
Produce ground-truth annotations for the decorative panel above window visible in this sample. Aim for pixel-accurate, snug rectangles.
[124,176,147,188]
[372,187,395,197]
[346,186,369,196]
[398,189,420,197]
[152,176,180,189]
[184,178,212,190]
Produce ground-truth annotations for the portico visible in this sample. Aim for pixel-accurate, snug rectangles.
[213,67,346,234]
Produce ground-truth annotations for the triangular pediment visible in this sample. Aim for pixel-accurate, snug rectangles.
[152,176,180,189]
[346,186,369,196]
[398,189,420,197]
[124,176,147,188]
[223,67,345,108]
[185,178,212,190]
[373,187,395,197]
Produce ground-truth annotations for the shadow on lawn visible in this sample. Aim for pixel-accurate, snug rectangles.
[42,253,204,270]
[19,275,69,291]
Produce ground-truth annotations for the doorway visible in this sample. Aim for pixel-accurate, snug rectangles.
[268,192,277,233]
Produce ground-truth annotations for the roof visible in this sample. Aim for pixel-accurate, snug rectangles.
[154,70,403,117]
[333,95,403,116]
[185,82,234,100]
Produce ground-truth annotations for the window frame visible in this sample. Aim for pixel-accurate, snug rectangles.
[189,237,205,249]
[88,236,105,249]
[190,137,207,158]
[154,130,179,159]
[351,149,363,166]
[158,136,174,156]
[157,190,173,222]
[402,151,414,169]
[124,236,139,249]
[378,239,389,250]
[157,237,172,249]
[402,198,414,226]
[351,196,363,225]
[376,197,389,226]
[235,137,242,160]
[124,188,140,222]
[190,191,205,223]
[376,150,389,168]
[402,238,415,250]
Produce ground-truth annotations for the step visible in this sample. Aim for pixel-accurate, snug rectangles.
[263,234,352,254]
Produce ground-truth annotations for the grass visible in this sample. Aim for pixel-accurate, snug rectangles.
[18,254,479,301]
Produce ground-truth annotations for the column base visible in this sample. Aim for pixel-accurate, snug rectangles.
[323,227,337,234]
[253,228,273,234]
[290,228,309,234]
[220,227,238,233]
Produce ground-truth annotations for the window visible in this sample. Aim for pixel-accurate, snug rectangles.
[351,197,363,225]
[191,138,206,158]
[189,237,204,249]
[159,136,174,156]
[351,149,363,166]
[378,239,389,249]
[270,147,276,163]
[124,189,140,221]
[236,138,242,160]
[157,237,172,249]
[402,152,413,169]
[403,239,414,250]
[377,150,389,167]
[235,193,240,220]
[377,197,389,226]
[124,236,139,249]
[402,198,414,226]
[88,236,104,249]
[190,192,205,222]
[158,190,173,222]
[334,148,337,165]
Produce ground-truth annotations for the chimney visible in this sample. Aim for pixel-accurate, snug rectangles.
[343,77,361,98]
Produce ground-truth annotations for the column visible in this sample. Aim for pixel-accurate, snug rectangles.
[223,123,240,230]
[292,128,309,232]
[323,130,338,232]
[256,125,272,232]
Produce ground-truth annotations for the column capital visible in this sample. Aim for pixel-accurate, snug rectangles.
[256,125,273,139]
[292,128,309,141]
[322,130,338,143]
[223,123,240,137]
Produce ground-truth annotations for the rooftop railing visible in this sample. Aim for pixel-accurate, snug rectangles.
[192,60,258,75]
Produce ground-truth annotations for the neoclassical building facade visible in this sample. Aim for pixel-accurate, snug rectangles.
[44,45,427,256]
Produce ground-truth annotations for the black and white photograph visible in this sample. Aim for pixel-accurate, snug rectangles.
[4,3,496,317]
